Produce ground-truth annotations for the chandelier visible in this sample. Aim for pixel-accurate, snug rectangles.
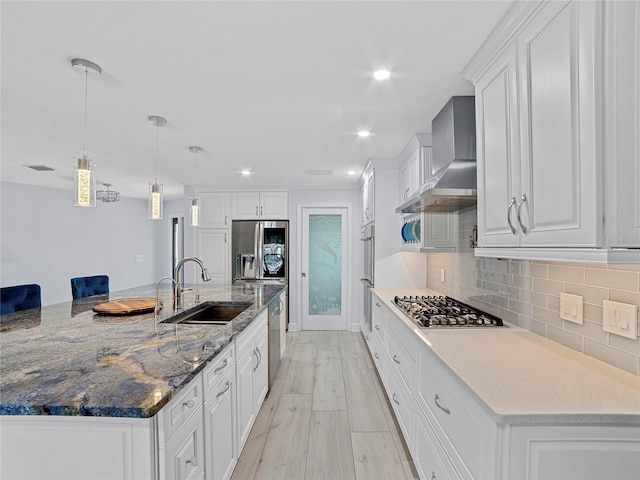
[96,183,120,203]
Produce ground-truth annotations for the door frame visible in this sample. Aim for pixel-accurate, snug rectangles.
[294,203,353,331]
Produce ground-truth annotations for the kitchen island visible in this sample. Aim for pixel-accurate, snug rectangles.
[0,282,285,480]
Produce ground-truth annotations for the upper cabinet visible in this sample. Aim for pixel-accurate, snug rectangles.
[231,191,288,220]
[603,0,640,248]
[398,135,432,204]
[361,168,375,226]
[199,193,229,229]
[464,0,640,263]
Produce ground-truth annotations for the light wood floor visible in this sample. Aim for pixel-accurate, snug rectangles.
[231,330,419,480]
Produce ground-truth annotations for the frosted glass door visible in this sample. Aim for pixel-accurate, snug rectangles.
[301,208,348,330]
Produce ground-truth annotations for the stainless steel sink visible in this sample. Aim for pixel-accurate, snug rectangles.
[162,301,251,325]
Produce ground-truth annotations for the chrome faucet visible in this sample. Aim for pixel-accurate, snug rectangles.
[154,277,179,321]
[173,256,211,310]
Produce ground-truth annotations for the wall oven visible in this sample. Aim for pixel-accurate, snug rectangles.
[360,224,375,332]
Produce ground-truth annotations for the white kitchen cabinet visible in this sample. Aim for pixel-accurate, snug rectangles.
[603,0,640,248]
[506,423,640,480]
[475,1,600,249]
[278,289,288,357]
[235,310,268,453]
[0,415,155,480]
[160,405,206,480]
[361,167,374,226]
[474,42,521,247]
[398,134,431,204]
[231,191,288,220]
[203,363,237,480]
[413,409,460,480]
[466,0,639,262]
[199,193,229,229]
[421,211,457,250]
[197,229,230,284]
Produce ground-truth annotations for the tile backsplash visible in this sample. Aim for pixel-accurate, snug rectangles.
[425,208,640,375]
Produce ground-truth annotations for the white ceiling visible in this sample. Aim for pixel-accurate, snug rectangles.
[1,0,515,200]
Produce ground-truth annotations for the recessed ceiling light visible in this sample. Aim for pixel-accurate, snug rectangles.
[241,169,252,176]
[357,130,370,138]
[373,69,390,80]
[347,170,357,176]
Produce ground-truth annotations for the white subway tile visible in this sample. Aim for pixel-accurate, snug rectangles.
[548,265,585,284]
[585,268,639,292]
[564,283,608,306]
[584,339,639,375]
[532,278,564,296]
[547,326,583,352]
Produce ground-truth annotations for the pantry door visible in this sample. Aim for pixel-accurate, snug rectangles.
[300,206,349,330]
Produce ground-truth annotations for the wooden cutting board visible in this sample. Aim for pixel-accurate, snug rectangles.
[92,298,160,316]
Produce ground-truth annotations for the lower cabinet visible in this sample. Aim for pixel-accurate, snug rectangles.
[160,405,205,480]
[236,310,269,453]
[204,366,236,480]
[368,293,640,480]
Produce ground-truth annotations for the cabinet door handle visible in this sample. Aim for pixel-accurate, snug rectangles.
[392,393,400,405]
[434,394,450,415]
[375,325,381,331]
[216,380,231,398]
[256,206,259,216]
[374,353,379,359]
[507,197,517,234]
[431,472,437,480]
[260,206,263,216]
[517,194,528,234]
[185,457,198,467]
[182,399,195,409]
[213,358,228,374]
[225,232,228,243]
[225,214,228,226]
[375,302,381,307]
[392,354,400,365]
[253,348,259,372]
[257,346,262,366]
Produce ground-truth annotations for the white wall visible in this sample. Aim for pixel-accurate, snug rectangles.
[0,181,164,306]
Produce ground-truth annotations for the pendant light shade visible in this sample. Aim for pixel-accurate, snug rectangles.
[148,115,167,220]
[189,146,203,227]
[71,59,101,208]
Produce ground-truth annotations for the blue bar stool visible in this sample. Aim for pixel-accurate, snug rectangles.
[70,275,109,300]
[0,284,42,315]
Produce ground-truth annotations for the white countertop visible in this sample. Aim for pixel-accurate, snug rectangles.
[374,288,640,425]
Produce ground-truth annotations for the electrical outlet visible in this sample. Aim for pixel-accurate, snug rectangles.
[440,268,445,283]
[603,300,638,340]
[560,292,583,324]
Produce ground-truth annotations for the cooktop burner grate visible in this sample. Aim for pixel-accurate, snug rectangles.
[393,295,504,328]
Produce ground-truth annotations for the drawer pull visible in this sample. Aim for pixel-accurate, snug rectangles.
[213,358,228,374]
[392,393,400,405]
[182,399,195,409]
[216,380,231,398]
[434,394,450,415]
[253,349,259,372]
[431,472,437,480]
[374,353,379,359]
[375,302,381,307]
[366,335,370,341]
[392,354,400,365]
[185,457,197,467]
[375,325,381,331]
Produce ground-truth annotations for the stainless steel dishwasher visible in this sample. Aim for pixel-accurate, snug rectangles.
[267,295,282,389]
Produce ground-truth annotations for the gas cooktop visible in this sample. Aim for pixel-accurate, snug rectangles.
[393,295,504,328]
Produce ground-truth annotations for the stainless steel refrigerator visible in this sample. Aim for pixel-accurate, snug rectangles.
[232,220,289,283]
[232,220,288,389]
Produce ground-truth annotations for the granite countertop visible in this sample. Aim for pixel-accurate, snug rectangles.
[0,282,285,418]
[374,288,640,425]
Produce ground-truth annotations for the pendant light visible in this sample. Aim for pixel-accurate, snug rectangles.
[148,115,167,220]
[189,146,203,227]
[71,59,101,208]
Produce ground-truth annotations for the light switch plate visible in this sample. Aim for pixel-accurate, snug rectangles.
[560,292,583,324]
[603,300,638,339]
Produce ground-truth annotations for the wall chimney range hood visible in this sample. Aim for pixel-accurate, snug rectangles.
[397,96,477,214]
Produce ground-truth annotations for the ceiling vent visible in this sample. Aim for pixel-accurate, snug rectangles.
[24,165,55,171]
[306,169,333,176]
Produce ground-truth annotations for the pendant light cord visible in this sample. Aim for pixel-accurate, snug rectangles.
[83,67,89,158]
[154,123,159,184]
